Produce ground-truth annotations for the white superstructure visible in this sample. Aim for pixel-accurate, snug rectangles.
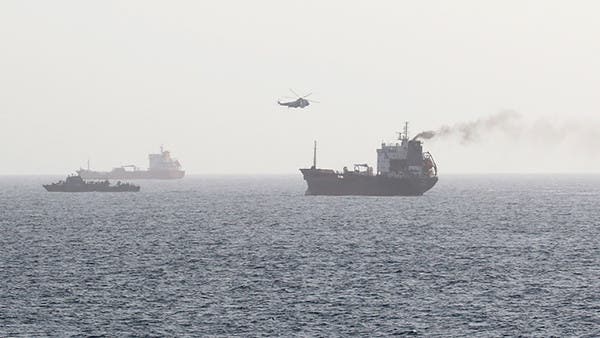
[148,146,182,171]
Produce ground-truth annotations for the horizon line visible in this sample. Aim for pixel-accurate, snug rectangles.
[2,172,600,177]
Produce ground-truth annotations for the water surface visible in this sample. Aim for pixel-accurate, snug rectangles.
[1,175,599,336]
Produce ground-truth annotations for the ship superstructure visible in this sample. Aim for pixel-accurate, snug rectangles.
[300,123,438,196]
[77,146,185,180]
[376,123,437,179]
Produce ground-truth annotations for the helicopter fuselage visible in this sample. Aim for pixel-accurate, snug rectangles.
[278,98,309,108]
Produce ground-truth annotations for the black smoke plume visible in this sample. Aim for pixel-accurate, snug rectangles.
[412,110,521,143]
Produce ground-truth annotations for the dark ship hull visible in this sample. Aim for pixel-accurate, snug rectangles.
[77,169,185,180]
[300,168,438,196]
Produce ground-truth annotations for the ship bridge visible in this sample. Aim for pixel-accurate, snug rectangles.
[148,146,183,171]
[376,123,428,177]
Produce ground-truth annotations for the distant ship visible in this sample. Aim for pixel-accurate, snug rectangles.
[300,123,438,196]
[44,175,140,192]
[77,147,185,180]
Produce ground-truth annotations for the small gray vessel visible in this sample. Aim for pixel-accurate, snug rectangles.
[43,175,140,192]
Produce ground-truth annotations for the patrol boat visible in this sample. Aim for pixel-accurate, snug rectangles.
[43,175,140,192]
[300,123,438,196]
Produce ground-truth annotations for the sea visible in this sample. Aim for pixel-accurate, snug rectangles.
[1,175,599,336]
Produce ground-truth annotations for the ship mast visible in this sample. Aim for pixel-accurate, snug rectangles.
[312,140,317,169]
[397,122,410,141]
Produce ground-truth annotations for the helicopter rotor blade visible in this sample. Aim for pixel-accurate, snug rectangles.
[289,88,300,98]
[302,93,313,98]
[307,99,320,103]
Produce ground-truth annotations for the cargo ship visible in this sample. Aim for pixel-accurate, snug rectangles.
[300,124,438,196]
[77,147,185,180]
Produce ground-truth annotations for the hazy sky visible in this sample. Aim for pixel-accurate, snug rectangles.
[1,1,599,174]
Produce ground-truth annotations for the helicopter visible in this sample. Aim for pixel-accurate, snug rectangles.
[277,89,319,108]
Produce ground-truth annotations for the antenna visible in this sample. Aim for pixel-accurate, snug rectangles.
[87,158,90,170]
[312,140,317,169]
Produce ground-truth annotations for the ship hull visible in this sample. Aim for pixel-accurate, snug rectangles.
[77,169,185,180]
[300,169,438,196]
